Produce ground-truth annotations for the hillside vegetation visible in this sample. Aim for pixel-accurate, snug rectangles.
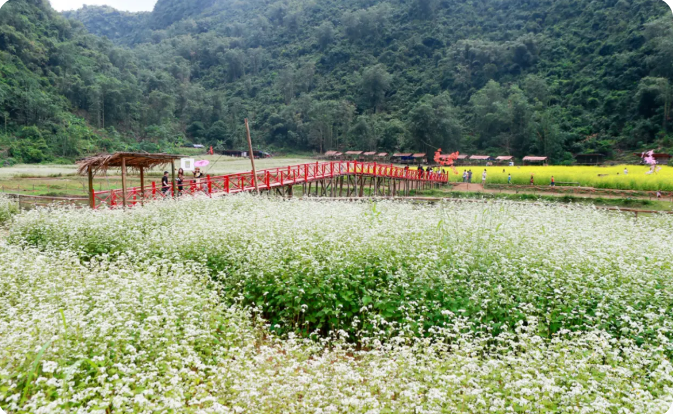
[0,0,672,164]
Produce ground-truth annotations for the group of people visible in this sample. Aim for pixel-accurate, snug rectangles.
[161,167,208,196]
[407,165,444,178]
[461,169,488,184]
[456,169,557,187]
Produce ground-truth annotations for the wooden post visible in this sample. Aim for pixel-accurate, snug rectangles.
[88,166,95,209]
[171,161,177,198]
[121,157,127,208]
[245,118,260,195]
[139,167,145,206]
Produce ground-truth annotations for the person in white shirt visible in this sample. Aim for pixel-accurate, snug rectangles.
[623,168,628,175]
[482,169,487,184]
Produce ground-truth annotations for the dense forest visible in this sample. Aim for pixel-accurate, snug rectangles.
[0,0,671,165]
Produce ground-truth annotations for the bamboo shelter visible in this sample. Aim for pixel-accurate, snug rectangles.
[77,152,185,209]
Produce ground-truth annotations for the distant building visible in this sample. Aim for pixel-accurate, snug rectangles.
[633,153,671,165]
[575,153,604,165]
[522,156,549,165]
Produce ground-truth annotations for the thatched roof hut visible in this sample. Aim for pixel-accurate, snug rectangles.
[77,152,184,176]
[77,152,186,208]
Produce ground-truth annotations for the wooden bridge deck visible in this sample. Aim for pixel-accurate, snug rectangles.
[92,161,448,208]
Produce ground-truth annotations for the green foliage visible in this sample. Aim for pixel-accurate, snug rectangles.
[2,0,673,163]
[0,193,18,224]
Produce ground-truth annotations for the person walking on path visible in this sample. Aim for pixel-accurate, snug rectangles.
[463,170,468,183]
[530,174,535,185]
[550,176,555,187]
[508,173,512,184]
[468,170,473,183]
[161,171,170,196]
[482,169,487,185]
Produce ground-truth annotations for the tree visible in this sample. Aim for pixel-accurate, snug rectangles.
[360,64,393,112]
[186,121,206,139]
[207,120,231,146]
[316,21,335,49]
[408,93,463,153]
[413,0,436,19]
[522,75,549,106]
[223,50,246,82]
[636,77,671,133]
[533,107,565,162]
[278,66,296,105]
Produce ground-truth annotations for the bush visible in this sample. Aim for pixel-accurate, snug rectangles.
[0,193,18,224]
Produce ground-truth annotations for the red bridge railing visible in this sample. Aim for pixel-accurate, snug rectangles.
[91,161,448,209]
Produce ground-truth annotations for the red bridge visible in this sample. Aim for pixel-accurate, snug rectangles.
[92,161,448,209]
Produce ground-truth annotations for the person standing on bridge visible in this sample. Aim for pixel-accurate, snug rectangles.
[161,171,170,196]
[177,168,185,196]
[194,167,207,195]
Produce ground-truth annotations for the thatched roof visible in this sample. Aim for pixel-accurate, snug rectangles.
[77,152,185,176]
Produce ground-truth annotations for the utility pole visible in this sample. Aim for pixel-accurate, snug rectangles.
[245,119,260,194]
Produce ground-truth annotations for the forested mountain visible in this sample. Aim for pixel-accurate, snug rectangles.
[0,0,672,165]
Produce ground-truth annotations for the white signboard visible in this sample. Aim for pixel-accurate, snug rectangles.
[181,158,195,171]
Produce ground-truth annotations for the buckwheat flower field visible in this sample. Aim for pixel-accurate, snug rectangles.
[2,196,673,413]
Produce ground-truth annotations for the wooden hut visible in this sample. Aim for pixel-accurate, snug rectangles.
[412,153,427,164]
[391,153,413,164]
[375,152,389,161]
[455,154,469,166]
[495,155,514,165]
[324,151,340,160]
[345,151,364,160]
[574,153,604,165]
[77,152,185,209]
[469,155,492,165]
[221,150,246,157]
[363,151,377,160]
[523,156,549,165]
[633,153,672,165]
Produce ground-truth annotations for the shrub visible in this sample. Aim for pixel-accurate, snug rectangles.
[0,193,18,224]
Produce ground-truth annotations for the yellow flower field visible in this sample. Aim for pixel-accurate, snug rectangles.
[433,165,673,191]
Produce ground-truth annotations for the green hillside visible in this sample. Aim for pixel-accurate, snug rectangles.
[1,0,672,164]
